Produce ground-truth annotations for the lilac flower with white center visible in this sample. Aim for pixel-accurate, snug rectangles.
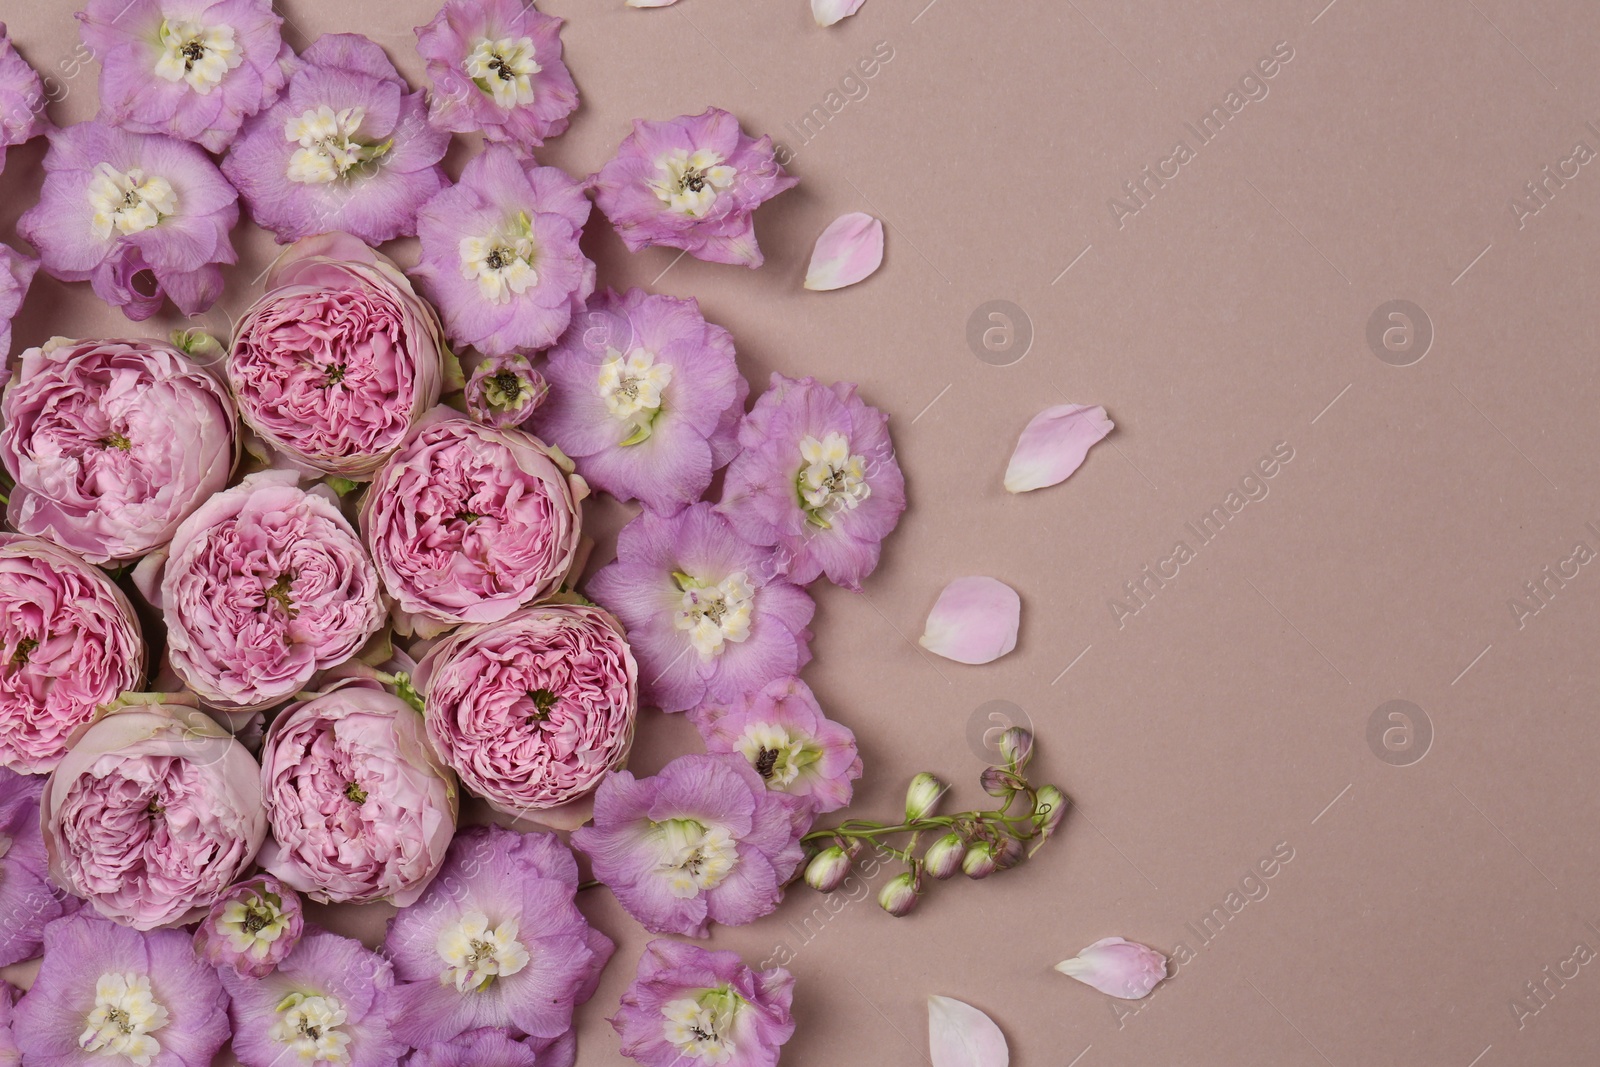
[16,120,238,321]
[384,826,612,1049]
[0,242,37,362]
[535,288,748,512]
[610,939,795,1067]
[407,1028,541,1067]
[222,34,449,244]
[414,0,578,153]
[0,24,48,172]
[589,107,797,268]
[571,754,810,938]
[464,353,547,428]
[690,676,862,814]
[76,0,293,153]
[410,144,594,354]
[14,912,230,1067]
[585,503,814,715]
[718,373,906,591]
[223,927,404,1067]
[0,768,77,968]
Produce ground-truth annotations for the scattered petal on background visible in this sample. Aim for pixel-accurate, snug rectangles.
[1055,937,1169,999]
[813,0,868,25]
[1004,403,1114,493]
[918,577,1020,665]
[928,995,1009,1067]
[627,0,680,6]
[805,212,885,291]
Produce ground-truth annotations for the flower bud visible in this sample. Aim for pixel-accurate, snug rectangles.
[905,772,945,822]
[804,847,852,892]
[1032,785,1068,838]
[980,766,1025,798]
[923,833,965,879]
[877,872,920,917]
[998,726,1034,770]
[962,841,998,879]
[992,834,1026,871]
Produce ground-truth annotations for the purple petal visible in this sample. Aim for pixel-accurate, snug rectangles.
[918,577,1020,665]
[928,996,1009,1067]
[1004,404,1113,493]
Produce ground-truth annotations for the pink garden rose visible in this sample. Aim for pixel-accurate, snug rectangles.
[360,414,586,637]
[41,702,267,929]
[464,352,547,428]
[133,470,384,711]
[414,603,638,817]
[258,678,458,906]
[228,232,448,478]
[1,337,236,564]
[0,534,144,774]
[191,874,303,979]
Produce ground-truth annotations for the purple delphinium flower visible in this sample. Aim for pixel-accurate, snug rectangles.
[410,143,593,354]
[16,120,238,321]
[0,242,37,360]
[610,939,795,1067]
[0,979,18,1067]
[535,288,748,512]
[414,0,578,153]
[0,768,77,968]
[589,107,797,268]
[223,927,404,1067]
[408,1028,541,1067]
[718,373,906,591]
[14,912,230,1067]
[464,353,547,428]
[690,676,862,815]
[223,34,449,244]
[76,0,293,153]
[191,874,304,979]
[383,824,614,1048]
[0,24,48,172]
[586,503,814,714]
[571,753,809,938]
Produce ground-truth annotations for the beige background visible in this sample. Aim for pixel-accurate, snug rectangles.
[5,0,1600,1063]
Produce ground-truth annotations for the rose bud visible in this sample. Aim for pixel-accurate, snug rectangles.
[923,833,966,880]
[804,847,852,892]
[1033,785,1068,839]
[905,772,945,822]
[962,842,998,880]
[992,834,1026,871]
[192,875,304,979]
[980,767,1026,798]
[877,872,920,917]
[465,353,549,429]
[1056,937,1169,1000]
[998,726,1034,770]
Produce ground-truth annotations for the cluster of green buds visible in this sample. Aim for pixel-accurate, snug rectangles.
[798,727,1066,917]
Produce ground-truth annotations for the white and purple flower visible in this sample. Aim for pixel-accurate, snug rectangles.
[408,1028,543,1067]
[0,23,48,172]
[0,769,77,968]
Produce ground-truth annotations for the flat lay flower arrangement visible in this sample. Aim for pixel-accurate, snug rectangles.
[0,2,1151,1065]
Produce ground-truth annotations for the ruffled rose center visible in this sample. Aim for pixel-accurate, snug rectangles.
[154,18,242,94]
[87,164,177,239]
[459,216,538,304]
[436,910,530,992]
[661,987,745,1064]
[598,347,672,445]
[79,972,169,1067]
[285,105,391,184]
[464,36,541,109]
[649,149,737,218]
[673,571,753,659]
[653,818,738,898]
[219,893,293,954]
[269,992,351,1067]
[796,431,870,528]
[734,723,814,788]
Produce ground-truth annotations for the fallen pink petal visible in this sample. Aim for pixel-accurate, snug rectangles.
[1004,403,1114,493]
[1055,937,1169,999]
[626,0,680,6]
[805,212,885,291]
[918,576,1020,664]
[928,995,1009,1067]
[813,0,868,27]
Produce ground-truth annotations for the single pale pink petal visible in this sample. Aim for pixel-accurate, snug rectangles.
[805,212,884,291]
[1055,937,1169,1000]
[1004,404,1114,493]
[928,996,1009,1067]
[918,577,1020,665]
[627,0,679,5]
[813,0,868,26]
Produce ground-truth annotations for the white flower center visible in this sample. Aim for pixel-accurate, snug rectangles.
[435,910,530,993]
[78,973,169,1067]
[87,164,177,239]
[797,432,870,525]
[735,724,811,788]
[648,149,737,218]
[459,218,537,304]
[597,347,672,442]
[285,106,387,184]
[661,988,744,1065]
[268,993,351,1067]
[654,819,739,899]
[464,36,540,109]
[219,895,293,957]
[153,19,241,94]
[673,571,754,658]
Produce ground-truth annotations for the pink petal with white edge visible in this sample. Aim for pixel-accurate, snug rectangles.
[918,577,1020,665]
[928,996,1009,1067]
[1004,404,1114,493]
[1055,937,1169,1000]
[813,0,868,26]
[804,212,884,291]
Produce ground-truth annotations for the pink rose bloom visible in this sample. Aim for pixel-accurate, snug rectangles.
[191,874,304,979]
[1,337,236,564]
[228,232,448,478]
[40,703,267,929]
[258,678,459,906]
[133,470,385,711]
[464,353,547,429]
[0,534,144,775]
[360,414,586,638]
[414,604,639,817]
